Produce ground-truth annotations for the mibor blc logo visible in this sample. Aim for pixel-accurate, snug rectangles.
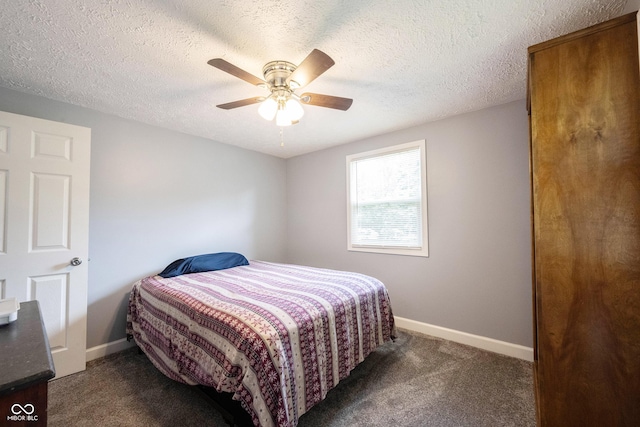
[7,403,39,422]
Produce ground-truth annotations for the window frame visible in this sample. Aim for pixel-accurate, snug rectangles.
[346,139,429,257]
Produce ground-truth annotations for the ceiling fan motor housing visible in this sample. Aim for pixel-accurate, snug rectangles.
[262,61,298,90]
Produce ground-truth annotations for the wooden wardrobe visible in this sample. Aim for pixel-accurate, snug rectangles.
[528,12,640,426]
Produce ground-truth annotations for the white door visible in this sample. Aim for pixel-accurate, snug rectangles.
[0,110,90,378]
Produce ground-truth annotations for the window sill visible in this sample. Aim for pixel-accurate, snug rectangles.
[348,246,429,257]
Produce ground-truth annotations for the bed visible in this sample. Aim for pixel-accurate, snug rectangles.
[126,258,396,427]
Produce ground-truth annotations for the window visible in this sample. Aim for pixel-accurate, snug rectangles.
[346,140,428,257]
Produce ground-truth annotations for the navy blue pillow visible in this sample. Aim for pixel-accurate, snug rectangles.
[158,252,249,278]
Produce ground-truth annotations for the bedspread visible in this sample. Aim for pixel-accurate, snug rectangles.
[126,261,395,427]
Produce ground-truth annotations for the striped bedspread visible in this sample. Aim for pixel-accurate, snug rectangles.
[126,261,395,427]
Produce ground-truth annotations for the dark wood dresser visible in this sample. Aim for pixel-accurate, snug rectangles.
[0,300,56,426]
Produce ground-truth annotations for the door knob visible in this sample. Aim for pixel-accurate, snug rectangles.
[70,257,82,266]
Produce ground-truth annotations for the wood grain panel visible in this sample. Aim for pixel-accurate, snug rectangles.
[530,14,640,426]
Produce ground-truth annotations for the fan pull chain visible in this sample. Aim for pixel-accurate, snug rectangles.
[280,127,284,147]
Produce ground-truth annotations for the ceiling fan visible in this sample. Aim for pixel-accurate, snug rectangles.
[208,49,353,126]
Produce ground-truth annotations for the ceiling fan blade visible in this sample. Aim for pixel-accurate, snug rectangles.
[208,58,266,86]
[300,93,353,111]
[286,49,335,89]
[216,97,265,110]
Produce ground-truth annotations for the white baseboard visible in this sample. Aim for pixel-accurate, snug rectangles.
[85,319,534,363]
[86,337,137,362]
[394,316,534,362]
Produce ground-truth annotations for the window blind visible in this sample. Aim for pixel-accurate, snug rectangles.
[349,146,423,248]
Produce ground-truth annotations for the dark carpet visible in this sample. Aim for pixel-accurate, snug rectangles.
[48,329,535,427]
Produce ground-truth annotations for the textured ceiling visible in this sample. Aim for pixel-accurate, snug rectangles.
[0,0,631,158]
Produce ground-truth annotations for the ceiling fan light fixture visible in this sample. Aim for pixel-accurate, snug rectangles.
[286,98,304,121]
[258,97,278,121]
[276,101,293,127]
[209,49,352,130]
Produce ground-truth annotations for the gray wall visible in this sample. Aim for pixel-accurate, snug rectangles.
[286,100,533,347]
[1,85,532,350]
[0,86,287,348]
